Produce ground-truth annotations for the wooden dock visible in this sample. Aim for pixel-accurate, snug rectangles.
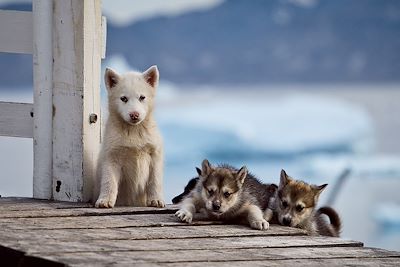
[1,197,399,266]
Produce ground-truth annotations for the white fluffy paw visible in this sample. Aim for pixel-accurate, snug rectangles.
[175,209,193,223]
[147,199,165,208]
[250,219,270,230]
[95,197,115,208]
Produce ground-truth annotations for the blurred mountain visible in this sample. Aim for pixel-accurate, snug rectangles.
[1,0,400,87]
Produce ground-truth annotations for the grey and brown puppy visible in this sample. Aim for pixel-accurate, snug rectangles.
[266,169,341,236]
[175,159,277,230]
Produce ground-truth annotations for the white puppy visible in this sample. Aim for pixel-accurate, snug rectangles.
[94,66,164,208]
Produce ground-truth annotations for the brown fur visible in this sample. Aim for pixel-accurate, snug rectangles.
[268,169,341,237]
[316,206,342,237]
[175,160,277,230]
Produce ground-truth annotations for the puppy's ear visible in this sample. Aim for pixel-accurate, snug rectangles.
[143,65,159,88]
[201,159,213,178]
[105,68,120,90]
[196,167,202,176]
[236,166,248,185]
[312,183,328,201]
[279,169,290,188]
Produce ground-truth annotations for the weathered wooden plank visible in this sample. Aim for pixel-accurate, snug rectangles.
[82,0,102,202]
[0,206,178,218]
[32,0,54,200]
[0,102,33,138]
[0,235,362,254]
[29,247,400,266]
[0,225,306,241]
[52,0,101,202]
[110,258,400,267]
[0,10,33,54]
[0,214,225,230]
[0,200,178,217]
[1,198,398,266]
[0,197,92,211]
[101,16,107,59]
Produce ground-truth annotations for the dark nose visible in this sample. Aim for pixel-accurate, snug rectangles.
[129,112,139,120]
[212,202,221,211]
[282,217,292,226]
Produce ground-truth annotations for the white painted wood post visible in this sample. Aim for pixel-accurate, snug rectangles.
[52,0,102,202]
[32,0,53,200]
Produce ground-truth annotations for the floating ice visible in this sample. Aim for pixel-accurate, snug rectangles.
[156,92,374,163]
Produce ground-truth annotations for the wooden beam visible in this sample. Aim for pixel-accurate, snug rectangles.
[52,0,102,202]
[101,16,107,59]
[0,10,33,54]
[0,102,33,138]
[23,247,400,265]
[0,234,362,254]
[32,0,53,200]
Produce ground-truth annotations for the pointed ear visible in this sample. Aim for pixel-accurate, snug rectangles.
[196,167,202,176]
[312,183,328,201]
[236,166,248,185]
[201,159,212,177]
[143,65,159,88]
[279,169,290,188]
[104,68,120,90]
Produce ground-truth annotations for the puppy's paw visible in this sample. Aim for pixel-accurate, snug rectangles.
[250,219,269,230]
[147,199,165,208]
[175,209,193,223]
[95,197,115,208]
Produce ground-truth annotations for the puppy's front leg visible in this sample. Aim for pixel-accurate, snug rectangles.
[146,147,165,208]
[95,161,121,208]
[263,208,274,222]
[247,204,269,230]
[175,196,197,223]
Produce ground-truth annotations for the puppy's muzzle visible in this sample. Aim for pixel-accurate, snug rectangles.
[129,111,140,122]
[282,217,292,226]
[212,202,221,211]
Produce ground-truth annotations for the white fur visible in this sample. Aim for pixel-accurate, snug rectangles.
[94,66,165,208]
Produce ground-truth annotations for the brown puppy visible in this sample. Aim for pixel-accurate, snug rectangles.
[175,159,277,230]
[266,170,341,236]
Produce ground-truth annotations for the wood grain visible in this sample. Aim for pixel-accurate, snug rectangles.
[52,0,101,202]
[33,0,53,200]
[105,258,400,267]
[1,198,399,266]
[0,205,178,218]
[30,247,400,266]
[0,235,362,254]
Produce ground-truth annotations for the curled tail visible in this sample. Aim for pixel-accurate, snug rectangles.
[172,178,199,204]
[317,206,342,236]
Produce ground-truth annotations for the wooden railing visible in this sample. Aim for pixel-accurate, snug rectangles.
[0,0,106,202]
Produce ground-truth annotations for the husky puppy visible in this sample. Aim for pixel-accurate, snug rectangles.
[175,159,277,230]
[94,66,164,208]
[268,170,341,236]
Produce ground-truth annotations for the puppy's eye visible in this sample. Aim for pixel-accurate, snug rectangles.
[282,200,288,208]
[207,189,214,196]
[139,95,146,102]
[223,192,231,198]
[296,205,304,212]
[120,96,128,103]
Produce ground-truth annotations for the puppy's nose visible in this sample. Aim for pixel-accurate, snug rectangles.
[212,202,221,211]
[129,112,140,120]
[282,217,292,226]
